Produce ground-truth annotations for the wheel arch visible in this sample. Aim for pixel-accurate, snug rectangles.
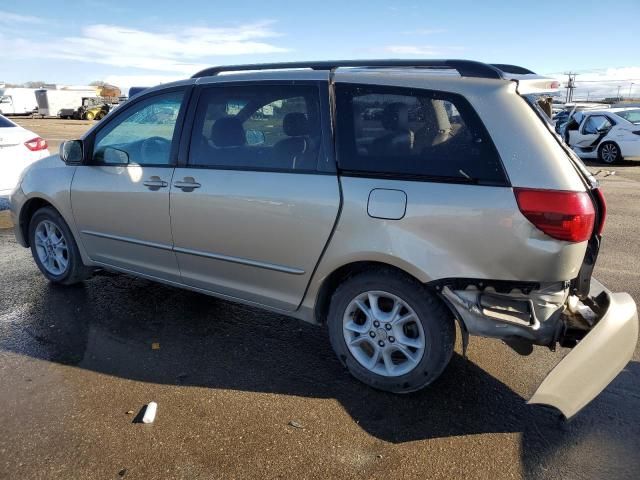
[313,260,449,325]
[19,197,55,247]
[599,140,623,161]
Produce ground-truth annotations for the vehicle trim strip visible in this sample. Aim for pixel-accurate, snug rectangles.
[173,246,306,275]
[81,230,173,251]
[81,230,305,275]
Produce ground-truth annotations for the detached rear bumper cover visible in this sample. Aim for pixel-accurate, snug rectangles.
[529,279,638,418]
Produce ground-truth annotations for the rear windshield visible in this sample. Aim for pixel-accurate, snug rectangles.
[0,115,16,128]
[615,109,640,124]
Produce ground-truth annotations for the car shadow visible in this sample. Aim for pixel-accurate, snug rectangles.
[584,159,637,169]
[1,273,639,478]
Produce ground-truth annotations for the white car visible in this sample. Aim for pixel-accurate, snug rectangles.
[566,108,640,163]
[0,115,50,198]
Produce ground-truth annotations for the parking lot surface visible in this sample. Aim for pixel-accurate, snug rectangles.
[0,118,639,479]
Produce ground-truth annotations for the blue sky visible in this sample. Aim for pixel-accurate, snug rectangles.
[1,0,639,97]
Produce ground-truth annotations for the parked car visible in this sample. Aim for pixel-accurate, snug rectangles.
[0,114,49,198]
[9,60,638,419]
[565,108,640,163]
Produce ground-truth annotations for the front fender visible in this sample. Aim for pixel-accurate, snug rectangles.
[12,156,92,266]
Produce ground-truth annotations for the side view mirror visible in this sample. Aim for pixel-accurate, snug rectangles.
[59,140,84,165]
[246,129,266,146]
[103,146,129,164]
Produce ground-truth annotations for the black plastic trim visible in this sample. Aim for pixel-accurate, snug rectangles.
[192,59,504,80]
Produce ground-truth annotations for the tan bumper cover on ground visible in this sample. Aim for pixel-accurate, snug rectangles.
[529,279,638,418]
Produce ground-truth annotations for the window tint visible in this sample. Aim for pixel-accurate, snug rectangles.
[335,84,506,184]
[93,91,184,166]
[189,85,321,171]
[582,115,613,135]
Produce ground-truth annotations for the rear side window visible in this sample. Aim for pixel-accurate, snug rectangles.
[581,115,613,135]
[189,85,322,172]
[335,84,506,185]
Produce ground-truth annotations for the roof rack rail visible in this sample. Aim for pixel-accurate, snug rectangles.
[192,59,505,80]
[491,64,536,75]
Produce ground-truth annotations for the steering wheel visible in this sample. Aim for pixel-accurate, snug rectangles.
[140,136,171,164]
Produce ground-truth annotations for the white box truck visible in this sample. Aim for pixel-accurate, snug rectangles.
[35,86,98,118]
[0,88,38,115]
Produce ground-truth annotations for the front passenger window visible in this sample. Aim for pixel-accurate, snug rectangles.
[93,91,184,166]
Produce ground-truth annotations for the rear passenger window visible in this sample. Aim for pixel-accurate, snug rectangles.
[189,85,322,172]
[335,84,506,185]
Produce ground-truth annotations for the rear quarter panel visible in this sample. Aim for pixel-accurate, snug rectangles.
[302,177,588,313]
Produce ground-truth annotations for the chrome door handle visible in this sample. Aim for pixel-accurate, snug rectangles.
[143,176,168,190]
[173,177,201,191]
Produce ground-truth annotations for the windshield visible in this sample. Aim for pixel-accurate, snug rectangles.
[615,109,640,125]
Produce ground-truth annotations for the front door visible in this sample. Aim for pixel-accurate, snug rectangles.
[170,82,340,311]
[71,89,186,282]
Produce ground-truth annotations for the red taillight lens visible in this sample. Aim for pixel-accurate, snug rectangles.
[24,137,48,152]
[594,188,607,235]
[514,188,595,242]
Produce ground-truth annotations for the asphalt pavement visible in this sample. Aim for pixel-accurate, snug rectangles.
[0,118,638,479]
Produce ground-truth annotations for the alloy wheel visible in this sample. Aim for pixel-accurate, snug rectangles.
[601,143,618,163]
[342,290,426,377]
[34,220,69,276]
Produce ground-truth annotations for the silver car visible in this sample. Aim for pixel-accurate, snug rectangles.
[9,60,638,418]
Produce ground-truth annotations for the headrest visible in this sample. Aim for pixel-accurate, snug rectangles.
[283,112,310,137]
[381,102,409,132]
[210,117,246,147]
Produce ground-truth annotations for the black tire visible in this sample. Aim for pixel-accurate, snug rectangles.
[28,206,92,285]
[327,268,455,393]
[598,141,622,164]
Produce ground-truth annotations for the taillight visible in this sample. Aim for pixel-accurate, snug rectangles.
[514,188,595,242]
[24,137,48,152]
[593,188,607,235]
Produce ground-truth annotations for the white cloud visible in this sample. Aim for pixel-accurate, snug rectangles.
[0,10,44,24]
[382,45,463,56]
[0,21,289,75]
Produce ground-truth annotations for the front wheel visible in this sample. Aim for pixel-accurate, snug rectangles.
[598,141,621,164]
[328,269,455,393]
[28,207,92,285]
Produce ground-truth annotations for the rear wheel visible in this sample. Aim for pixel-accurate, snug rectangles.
[328,269,455,393]
[28,207,92,285]
[84,111,95,120]
[598,141,621,164]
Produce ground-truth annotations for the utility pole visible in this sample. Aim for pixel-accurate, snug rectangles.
[629,82,635,100]
[617,85,621,101]
[564,72,577,103]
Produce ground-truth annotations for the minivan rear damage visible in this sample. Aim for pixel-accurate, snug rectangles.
[437,278,638,419]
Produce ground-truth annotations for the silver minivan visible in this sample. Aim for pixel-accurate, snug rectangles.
[10,60,638,418]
